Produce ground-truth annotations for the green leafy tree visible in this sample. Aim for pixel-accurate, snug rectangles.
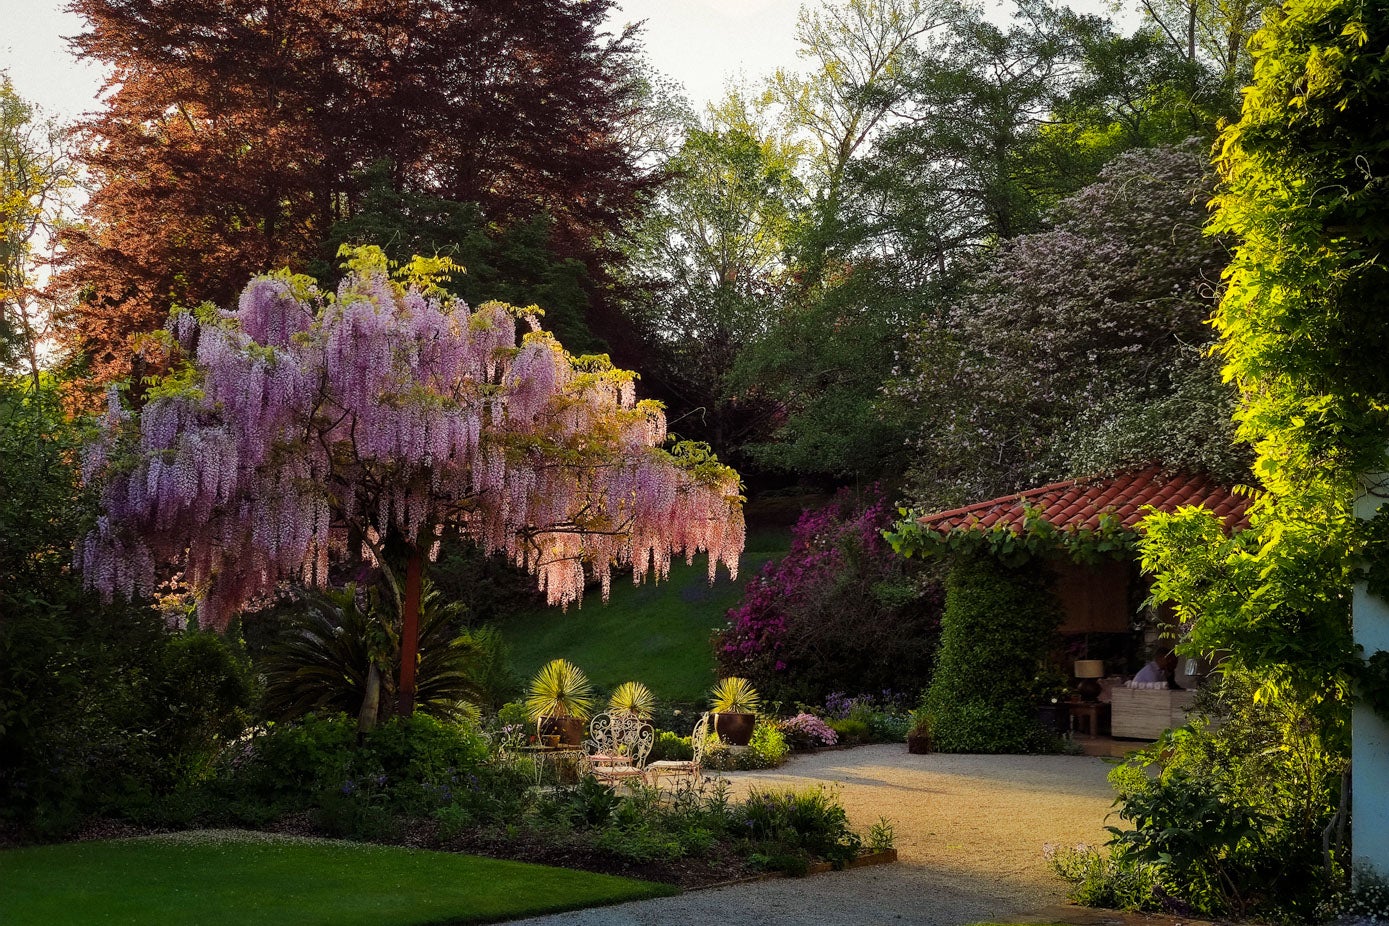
[769,0,948,276]
[621,104,804,451]
[0,376,255,836]
[0,76,74,383]
[1128,0,1263,94]
[1107,0,1389,913]
[315,163,602,356]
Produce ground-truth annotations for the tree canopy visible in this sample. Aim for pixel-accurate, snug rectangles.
[83,248,744,626]
[61,0,651,386]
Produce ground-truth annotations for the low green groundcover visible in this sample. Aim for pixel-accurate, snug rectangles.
[0,830,676,925]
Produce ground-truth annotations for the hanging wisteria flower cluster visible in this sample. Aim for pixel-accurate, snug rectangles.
[80,248,745,629]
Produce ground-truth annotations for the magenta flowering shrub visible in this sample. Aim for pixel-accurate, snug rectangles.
[716,489,943,702]
[779,713,839,749]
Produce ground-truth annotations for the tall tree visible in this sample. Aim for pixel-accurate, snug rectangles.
[1129,0,1264,94]
[889,143,1240,508]
[0,76,75,384]
[61,0,650,386]
[770,0,948,274]
[81,248,745,717]
[620,98,804,453]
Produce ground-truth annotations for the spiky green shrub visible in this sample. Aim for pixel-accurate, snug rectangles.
[709,676,761,714]
[526,659,594,721]
[608,681,656,719]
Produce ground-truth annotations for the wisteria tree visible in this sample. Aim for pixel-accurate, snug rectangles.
[80,248,745,715]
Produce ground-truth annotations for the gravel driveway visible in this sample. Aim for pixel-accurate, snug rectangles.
[509,745,1119,926]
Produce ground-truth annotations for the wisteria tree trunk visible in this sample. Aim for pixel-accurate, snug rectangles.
[398,548,424,717]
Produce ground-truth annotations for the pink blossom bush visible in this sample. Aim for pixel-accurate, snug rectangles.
[778,712,838,749]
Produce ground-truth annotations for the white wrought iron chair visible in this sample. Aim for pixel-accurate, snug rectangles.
[646,712,710,788]
[583,711,655,787]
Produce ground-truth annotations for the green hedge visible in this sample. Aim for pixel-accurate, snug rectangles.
[924,554,1062,753]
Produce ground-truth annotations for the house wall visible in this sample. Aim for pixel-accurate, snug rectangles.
[1051,558,1132,635]
[1354,479,1389,881]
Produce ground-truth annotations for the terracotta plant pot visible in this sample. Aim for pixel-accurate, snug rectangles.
[712,712,756,746]
[906,733,932,755]
[540,715,586,746]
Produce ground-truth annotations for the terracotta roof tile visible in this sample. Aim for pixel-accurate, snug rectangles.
[917,466,1252,536]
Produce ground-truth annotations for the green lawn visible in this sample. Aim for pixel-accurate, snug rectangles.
[0,831,676,926]
[495,527,788,701]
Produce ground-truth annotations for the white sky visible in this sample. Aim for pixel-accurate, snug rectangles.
[1,0,1134,122]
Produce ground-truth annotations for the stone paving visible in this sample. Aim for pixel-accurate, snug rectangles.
[509,745,1121,926]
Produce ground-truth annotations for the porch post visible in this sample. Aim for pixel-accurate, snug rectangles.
[1353,473,1389,881]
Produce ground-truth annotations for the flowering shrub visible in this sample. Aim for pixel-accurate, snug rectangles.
[716,489,943,702]
[778,713,838,749]
[79,247,744,630]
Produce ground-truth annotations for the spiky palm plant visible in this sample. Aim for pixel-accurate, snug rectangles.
[608,681,656,719]
[710,676,761,714]
[260,581,483,724]
[525,658,594,722]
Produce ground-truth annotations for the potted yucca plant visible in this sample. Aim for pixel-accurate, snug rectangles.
[526,658,594,746]
[608,681,656,719]
[709,676,760,746]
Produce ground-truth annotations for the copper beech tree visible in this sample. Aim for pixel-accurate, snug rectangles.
[80,249,744,717]
[62,0,650,386]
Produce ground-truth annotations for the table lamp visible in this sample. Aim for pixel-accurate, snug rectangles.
[1074,659,1105,702]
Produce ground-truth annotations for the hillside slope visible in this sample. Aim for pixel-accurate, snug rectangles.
[493,529,787,702]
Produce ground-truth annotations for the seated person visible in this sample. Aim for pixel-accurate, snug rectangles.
[1132,647,1181,689]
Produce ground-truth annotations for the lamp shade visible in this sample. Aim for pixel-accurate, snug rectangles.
[1074,659,1105,679]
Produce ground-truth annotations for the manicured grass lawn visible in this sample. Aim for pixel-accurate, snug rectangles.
[495,527,789,701]
[0,831,677,926]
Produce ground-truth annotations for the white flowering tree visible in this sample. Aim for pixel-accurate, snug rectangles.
[81,248,744,715]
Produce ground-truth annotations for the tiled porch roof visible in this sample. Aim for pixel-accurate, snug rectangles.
[917,466,1252,535]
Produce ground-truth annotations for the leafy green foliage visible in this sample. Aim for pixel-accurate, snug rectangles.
[923,554,1063,753]
[619,114,802,452]
[1103,0,1389,915]
[315,164,603,355]
[0,79,75,382]
[1087,671,1347,919]
[0,377,257,837]
[737,786,861,871]
[890,502,1138,568]
[648,730,694,763]
[704,720,789,772]
[198,713,497,830]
